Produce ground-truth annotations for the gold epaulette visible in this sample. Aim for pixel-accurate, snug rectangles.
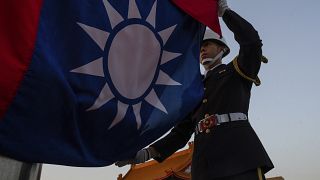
[232,55,268,86]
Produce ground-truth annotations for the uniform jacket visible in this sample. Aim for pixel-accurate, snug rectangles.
[151,10,274,180]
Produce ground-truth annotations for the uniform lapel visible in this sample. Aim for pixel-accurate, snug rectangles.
[203,64,226,82]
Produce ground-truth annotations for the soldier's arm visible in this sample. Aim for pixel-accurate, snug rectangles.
[150,114,194,162]
[223,9,263,82]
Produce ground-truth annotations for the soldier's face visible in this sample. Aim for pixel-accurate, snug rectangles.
[200,41,223,64]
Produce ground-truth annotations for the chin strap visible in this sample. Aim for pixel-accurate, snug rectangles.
[232,55,268,86]
[201,49,227,70]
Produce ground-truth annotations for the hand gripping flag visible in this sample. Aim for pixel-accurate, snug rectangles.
[0,0,206,166]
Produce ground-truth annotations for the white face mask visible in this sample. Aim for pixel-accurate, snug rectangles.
[201,49,225,70]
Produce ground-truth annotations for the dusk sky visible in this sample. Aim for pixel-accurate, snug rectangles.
[41,0,320,179]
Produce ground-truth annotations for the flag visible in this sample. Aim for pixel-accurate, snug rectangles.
[0,0,205,166]
[172,0,222,36]
[0,0,43,118]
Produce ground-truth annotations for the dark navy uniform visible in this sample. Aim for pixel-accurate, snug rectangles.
[150,10,274,180]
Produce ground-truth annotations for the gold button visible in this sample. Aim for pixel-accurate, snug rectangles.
[205,129,210,133]
[202,99,208,103]
[205,114,210,118]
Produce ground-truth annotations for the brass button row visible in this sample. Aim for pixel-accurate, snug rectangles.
[204,114,211,133]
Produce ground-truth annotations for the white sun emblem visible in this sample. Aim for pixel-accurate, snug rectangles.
[71,0,182,130]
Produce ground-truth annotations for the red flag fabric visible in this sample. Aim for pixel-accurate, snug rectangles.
[171,0,221,36]
[0,0,43,118]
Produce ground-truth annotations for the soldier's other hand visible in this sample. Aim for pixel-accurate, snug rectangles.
[133,148,152,164]
[115,159,134,167]
[115,148,153,167]
[218,0,230,17]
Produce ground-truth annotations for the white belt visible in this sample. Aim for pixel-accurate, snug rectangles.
[195,112,248,134]
[214,112,248,124]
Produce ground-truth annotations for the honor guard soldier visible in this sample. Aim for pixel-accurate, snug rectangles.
[116,0,274,179]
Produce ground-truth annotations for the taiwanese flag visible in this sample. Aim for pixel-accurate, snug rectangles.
[0,0,206,166]
[172,0,222,36]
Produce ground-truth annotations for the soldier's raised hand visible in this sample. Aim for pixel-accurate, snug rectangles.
[218,0,230,17]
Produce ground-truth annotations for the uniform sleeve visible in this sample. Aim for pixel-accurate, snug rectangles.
[150,114,194,162]
[223,9,263,79]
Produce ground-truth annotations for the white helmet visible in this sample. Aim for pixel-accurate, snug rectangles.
[202,28,230,57]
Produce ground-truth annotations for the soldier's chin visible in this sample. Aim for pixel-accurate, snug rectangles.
[201,58,214,65]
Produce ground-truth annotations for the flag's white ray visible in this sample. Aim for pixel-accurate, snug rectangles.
[87,83,114,111]
[160,51,182,65]
[133,103,142,129]
[146,0,157,28]
[158,25,176,45]
[108,101,129,129]
[128,0,141,19]
[156,70,181,86]
[77,23,109,50]
[71,58,105,77]
[103,0,124,29]
[145,89,167,114]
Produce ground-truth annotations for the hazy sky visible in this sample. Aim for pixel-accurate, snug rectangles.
[41,0,320,179]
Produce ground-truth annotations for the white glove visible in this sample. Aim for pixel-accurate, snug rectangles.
[115,147,158,167]
[218,0,230,17]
